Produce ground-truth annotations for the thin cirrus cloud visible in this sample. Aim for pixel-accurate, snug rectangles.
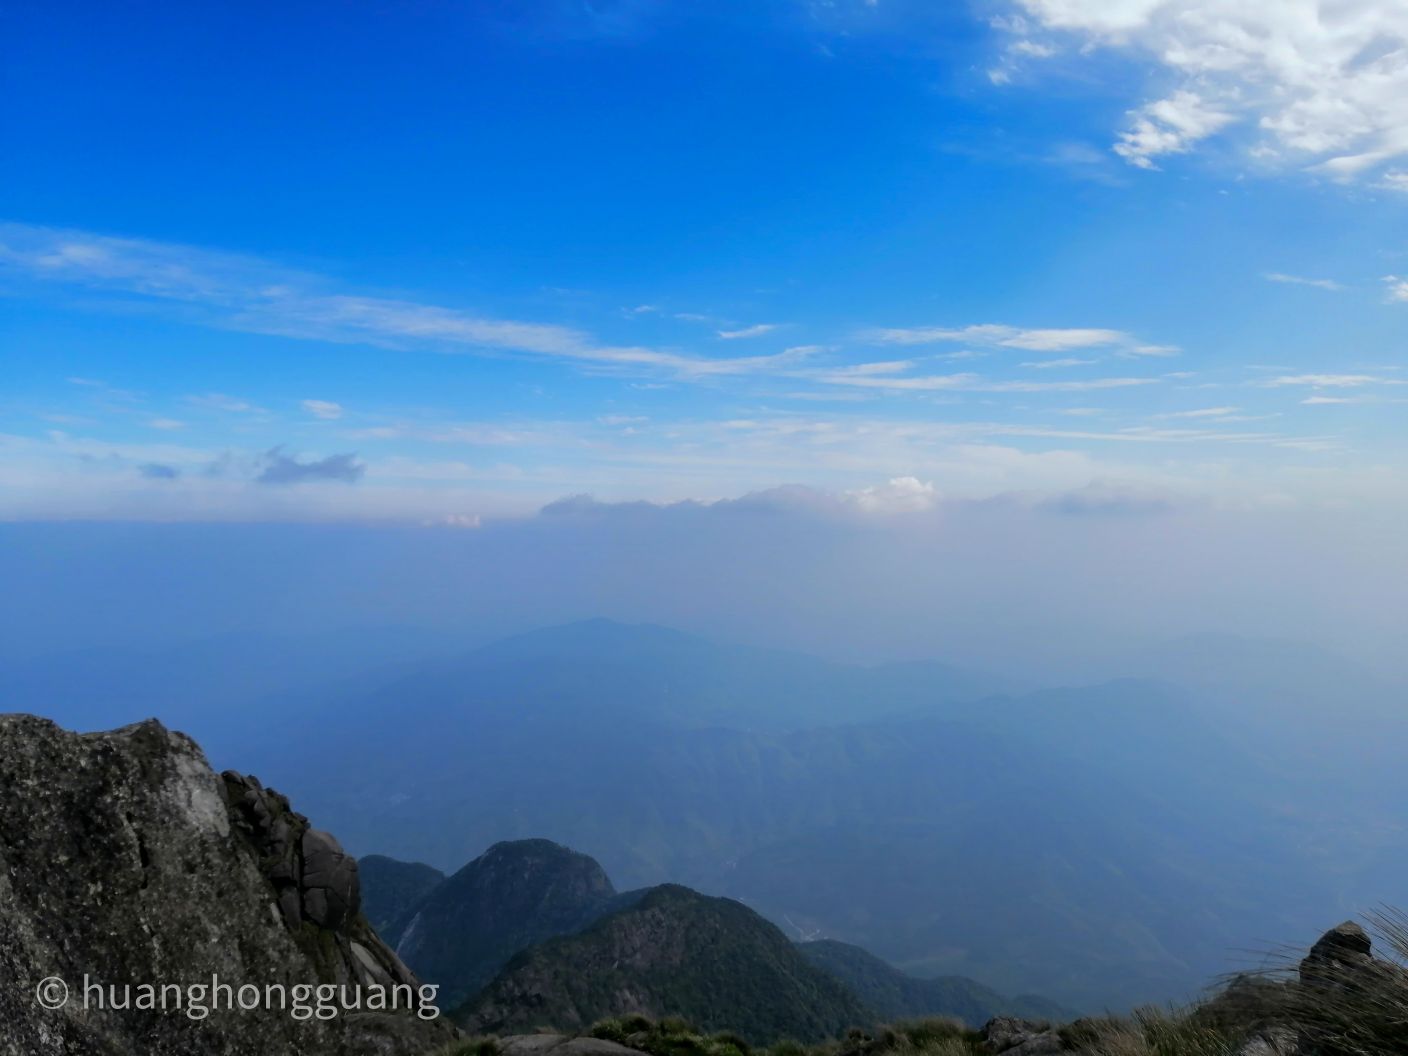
[301,399,344,420]
[860,323,1134,352]
[1021,358,1097,369]
[0,223,803,382]
[1263,374,1404,389]
[185,393,264,414]
[859,322,1178,360]
[811,369,1159,393]
[0,222,1185,404]
[1265,272,1344,292]
[717,324,780,339]
[996,0,1408,182]
[1153,407,1241,420]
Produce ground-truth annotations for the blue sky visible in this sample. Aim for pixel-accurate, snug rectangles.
[3,0,1407,521]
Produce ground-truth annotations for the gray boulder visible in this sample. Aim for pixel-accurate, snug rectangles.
[980,1016,1063,1055]
[0,714,457,1056]
[1298,922,1372,988]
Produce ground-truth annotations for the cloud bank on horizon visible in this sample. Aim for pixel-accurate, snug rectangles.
[1,0,1405,523]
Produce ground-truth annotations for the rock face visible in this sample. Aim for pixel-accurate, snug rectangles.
[1298,921,1373,988]
[391,838,620,1009]
[978,1017,1063,1055]
[460,883,872,1044]
[0,715,456,1056]
[974,1019,1058,1053]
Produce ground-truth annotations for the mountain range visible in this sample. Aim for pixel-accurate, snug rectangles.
[359,838,1072,1042]
[9,618,1405,1010]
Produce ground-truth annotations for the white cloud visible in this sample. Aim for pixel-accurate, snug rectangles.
[824,360,917,376]
[1020,357,1097,368]
[1302,393,1408,405]
[1005,0,1408,180]
[301,399,344,420]
[1264,374,1398,388]
[814,369,1159,393]
[1114,90,1234,170]
[1265,272,1344,292]
[0,224,805,383]
[718,323,780,339]
[984,377,1159,393]
[424,513,483,529]
[146,418,186,430]
[1384,275,1408,302]
[844,476,940,513]
[1154,406,1240,419]
[862,323,1133,351]
[186,393,262,413]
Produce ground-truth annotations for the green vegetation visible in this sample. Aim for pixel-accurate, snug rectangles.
[431,909,1408,1056]
[457,884,872,1044]
[798,940,1074,1025]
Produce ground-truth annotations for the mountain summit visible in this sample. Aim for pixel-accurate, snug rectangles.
[459,883,872,1044]
[392,838,620,1009]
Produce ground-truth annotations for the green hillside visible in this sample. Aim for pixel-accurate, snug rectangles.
[797,939,1073,1025]
[458,884,872,1044]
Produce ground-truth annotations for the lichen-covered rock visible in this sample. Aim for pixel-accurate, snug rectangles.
[0,714,457,1056]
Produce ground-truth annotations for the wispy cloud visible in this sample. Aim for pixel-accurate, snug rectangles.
[0,223,805,382]
[718,323,780,339]
[186,393,263,413]
[1021,357,1096,369]
[1384,275,1408,302]
[301,399,344,420]
[861,323,1134,352]
[813,367,1159,393]
[1263,374,1403,389]
[1302,394,1408,406]
[1153,406,1240,420]
[1265,272,1344,292]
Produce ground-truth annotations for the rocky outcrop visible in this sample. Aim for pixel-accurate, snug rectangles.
[979,1016,1063,1055]
[0,714,456,1056]
[1297,922,1373,988]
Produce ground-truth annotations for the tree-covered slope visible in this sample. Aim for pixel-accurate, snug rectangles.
[393,839,619,1009]
[797,940,1073,1026]
[358,853,445,938]
[459,884,872,1044]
